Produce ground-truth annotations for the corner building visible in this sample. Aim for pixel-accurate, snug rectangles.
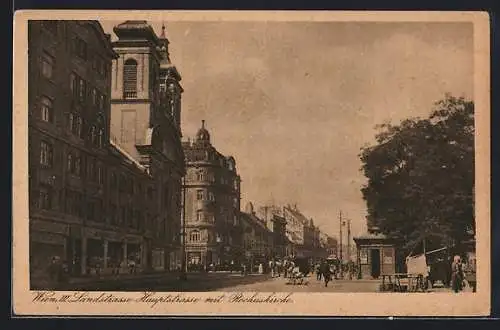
[182,121,242,269]
[110,21,185,271]
[28,20,166,287]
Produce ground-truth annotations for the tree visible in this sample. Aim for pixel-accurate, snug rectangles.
[360,94,474,251]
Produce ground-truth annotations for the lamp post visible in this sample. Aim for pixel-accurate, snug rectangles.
[339,211,343,262]
[179,176,187,281]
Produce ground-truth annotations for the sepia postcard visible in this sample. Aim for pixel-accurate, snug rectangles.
[12,10,491,316]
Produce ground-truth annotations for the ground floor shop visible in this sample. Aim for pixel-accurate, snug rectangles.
[185,244,246,271]
[30,218,179,287]
[186,245,218,271]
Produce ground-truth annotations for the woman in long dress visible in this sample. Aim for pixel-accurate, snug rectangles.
[450,255,464,293]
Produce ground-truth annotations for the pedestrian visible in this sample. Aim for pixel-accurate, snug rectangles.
[321,261,332,287]
[242,263,247,276]
[347,261,354,280]
[128,258,136,274]
[283,260,288,278]
[60,260,69,285]
[451,255,464,293]
[48,256,61,289]
[316,262,322,281]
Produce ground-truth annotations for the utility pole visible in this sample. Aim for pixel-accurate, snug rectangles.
[339,211,343,262]
[179,176,187,281]
[347,219,351,262]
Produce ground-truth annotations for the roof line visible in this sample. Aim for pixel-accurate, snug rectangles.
[109,140,147,172]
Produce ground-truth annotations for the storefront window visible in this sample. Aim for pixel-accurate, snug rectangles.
[86,238,104,275]
[360,249,368,264]
[383,248,393,264]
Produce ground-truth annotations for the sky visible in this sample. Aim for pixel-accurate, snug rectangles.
[101,20,473,241]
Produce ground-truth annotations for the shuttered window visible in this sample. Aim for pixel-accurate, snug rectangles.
[123,59,137,98]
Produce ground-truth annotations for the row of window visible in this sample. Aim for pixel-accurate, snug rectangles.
[70,72,107,110]
[40,48,108,91]
[40,141,178,204]
[192,211,239,225]
[192,171,239,188]
[195,211,215,223]
[40,20,109,79]
[37,96,105,148]
[39,139,103,169]
[195,189,239,208]
[36,186,157,232]
[187,231,223,243]
[188,152,235,170]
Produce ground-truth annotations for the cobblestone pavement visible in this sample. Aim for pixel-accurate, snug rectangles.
[219,275,457,293]
[220,275,382,292]
[52,272,456,293]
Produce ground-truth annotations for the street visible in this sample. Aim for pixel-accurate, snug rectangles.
[57,272,387,292]
[220,275,381,292]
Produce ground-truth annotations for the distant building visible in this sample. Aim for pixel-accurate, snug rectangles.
[269,214,287,258]
[240,202,274,270]
[282,205,320,258]
[320,232,338,257]
[182,121,242,268]
[110,20,186,271]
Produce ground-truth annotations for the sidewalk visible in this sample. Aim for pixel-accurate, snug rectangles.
[47,270,271,291]
[67,271,178,284]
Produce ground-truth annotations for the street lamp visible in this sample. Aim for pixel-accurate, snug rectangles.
[179,175,187,281]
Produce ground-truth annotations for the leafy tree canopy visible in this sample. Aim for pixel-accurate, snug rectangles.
[360,94,474,251]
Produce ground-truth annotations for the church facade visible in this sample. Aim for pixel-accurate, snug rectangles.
[110,21,186,271]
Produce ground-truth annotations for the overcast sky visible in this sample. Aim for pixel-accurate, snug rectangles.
[101,20,473,240]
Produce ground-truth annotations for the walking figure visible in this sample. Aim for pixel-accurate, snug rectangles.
[321,261,332,287]
[451,255,464,293]
[316,262,322,281]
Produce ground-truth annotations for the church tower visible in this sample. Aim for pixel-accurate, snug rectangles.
[110,21,185,271]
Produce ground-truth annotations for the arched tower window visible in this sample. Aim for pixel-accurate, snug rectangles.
[123,59,138,99]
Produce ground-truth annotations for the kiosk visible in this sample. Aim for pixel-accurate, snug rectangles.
[353,231,397,279]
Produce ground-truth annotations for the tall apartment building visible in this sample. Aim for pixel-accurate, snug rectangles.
[109,21,186,270]
[182,121,242,268]
[28,20,164,288]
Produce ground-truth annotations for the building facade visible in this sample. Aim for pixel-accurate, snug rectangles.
[319,232,338,257]
[269,214,287,258]
[283,205,321,258]
[182,121,242,269]
[28,20,167,287]
[240,202,274,270]
[110,21,186,271]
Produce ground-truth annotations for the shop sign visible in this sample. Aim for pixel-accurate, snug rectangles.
[32,231,66,245]
[31,219,69,235]
[125,235,142,244]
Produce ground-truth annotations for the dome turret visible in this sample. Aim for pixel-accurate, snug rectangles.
[196,120,210,142]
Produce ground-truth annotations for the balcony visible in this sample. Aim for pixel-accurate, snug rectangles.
[123,91,137,99]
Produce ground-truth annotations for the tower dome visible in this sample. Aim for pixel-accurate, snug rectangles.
[196,120,210,142]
